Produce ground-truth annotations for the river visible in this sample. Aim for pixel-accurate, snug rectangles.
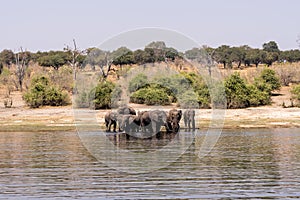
[0,128,299,199]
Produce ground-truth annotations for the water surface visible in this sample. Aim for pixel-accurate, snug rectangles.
[0,128,299,199]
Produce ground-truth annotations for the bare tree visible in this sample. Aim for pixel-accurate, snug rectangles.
[15,47,29,92]
[99,52,115,80]
[64,39,85,80]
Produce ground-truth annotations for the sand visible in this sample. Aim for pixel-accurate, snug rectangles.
[0,86,299,132]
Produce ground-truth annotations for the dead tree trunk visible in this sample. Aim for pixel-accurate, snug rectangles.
[65,39,85,80]
[15,48,28,92]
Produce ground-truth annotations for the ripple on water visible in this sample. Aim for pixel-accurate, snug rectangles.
[0,129,300,199]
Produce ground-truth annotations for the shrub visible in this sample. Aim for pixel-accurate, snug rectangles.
[247,84,271,106]
[255,68,281,93]
[177,91,199,108]
[181,72,211,107]
[130,85,170,105]
[23,76,70,108]
[128,73,148,93]
[90,81,116,109]
[45,86,69,106]
[291,84,300,106]
[75,91,90,108]
[225,72,250,108]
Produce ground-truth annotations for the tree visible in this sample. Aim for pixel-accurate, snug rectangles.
[133,49,146,65]
[112,47,134,66]
[15,48,30,92]
[255,68,281,93]
[213,45,231,68]
[225,72,250,108]
[230,46,246,68]
[145,41,166,49]
[261,51,279,66]
[0,49,14,67]
[280,49,300,63]
[165,47,179,61]
[245,48,263,67]
[263,41,280,52]
[129,73,148,93]
[38,51,69,70]
[64,39,86,80]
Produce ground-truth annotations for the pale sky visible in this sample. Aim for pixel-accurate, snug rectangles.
[1,0,300,52]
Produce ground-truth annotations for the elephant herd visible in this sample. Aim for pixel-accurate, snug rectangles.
[104,106,196,136]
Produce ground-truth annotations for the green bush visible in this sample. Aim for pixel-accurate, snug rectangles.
[130,85,170,105]
[247,84,271,106]
[177,91,199,108]
[291,84,300,106]
[24,76,70,108]
[45,86,69,106]
[75,91,89,108]
[90,81,116,109]
[255,68,281,93]
[225,72,250,108]
[128,73,148,93]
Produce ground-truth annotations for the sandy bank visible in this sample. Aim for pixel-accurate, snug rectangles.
[0,104,299,132]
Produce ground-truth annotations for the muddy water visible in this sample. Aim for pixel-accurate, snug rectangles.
[0,128,299,199]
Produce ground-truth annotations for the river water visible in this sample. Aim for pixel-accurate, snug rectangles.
[0,128,299,199]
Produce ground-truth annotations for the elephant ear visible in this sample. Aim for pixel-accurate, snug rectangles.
[128,116,135,124]
[149,111,159,122]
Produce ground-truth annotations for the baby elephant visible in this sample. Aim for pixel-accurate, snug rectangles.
[105,111,118,132]
[183,109,195,131]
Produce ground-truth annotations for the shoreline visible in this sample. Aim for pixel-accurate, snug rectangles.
[0,105,299,132]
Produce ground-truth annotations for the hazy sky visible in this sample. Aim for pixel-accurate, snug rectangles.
[1,0,300,52]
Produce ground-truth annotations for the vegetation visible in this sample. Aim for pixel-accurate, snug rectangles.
[225,72,272,108]
[254,68,281,94]
[90,81,116,109]
[1,40,299,110]
[130,85,170,105]
[291,84,300,107]
[24,76,69,108]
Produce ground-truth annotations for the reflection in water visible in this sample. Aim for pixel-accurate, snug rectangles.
[0,129,299,199]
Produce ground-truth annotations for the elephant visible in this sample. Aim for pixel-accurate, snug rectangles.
[104,111,118,132]
[166,109,182,133]
[183,109,195,131]
[140,110,167,137]
[117,106,136,115]
[116,105,137,131]
[119,114,141,133]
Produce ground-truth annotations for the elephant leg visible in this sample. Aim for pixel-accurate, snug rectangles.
[108,121,112,132]
[188,120,191,132]
[151,122,157,135]
[113,121,117,132]
[192,119,195,131]
[105,121,109,132]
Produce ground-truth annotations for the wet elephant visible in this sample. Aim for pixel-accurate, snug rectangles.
[183,109,195,131]
[117,106,136,131]
[166,109,182,133]
[104,111,118,132]
[117,106,136,115]
[119,114,141,133]
[140,110,167,136]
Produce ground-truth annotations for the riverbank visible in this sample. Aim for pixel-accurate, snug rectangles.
[0,104,299,132]
[0,86,299,132]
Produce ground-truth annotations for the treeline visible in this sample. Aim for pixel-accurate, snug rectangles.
[186,41,300,68]
[1,41,300,74]
[75,68,284,109]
